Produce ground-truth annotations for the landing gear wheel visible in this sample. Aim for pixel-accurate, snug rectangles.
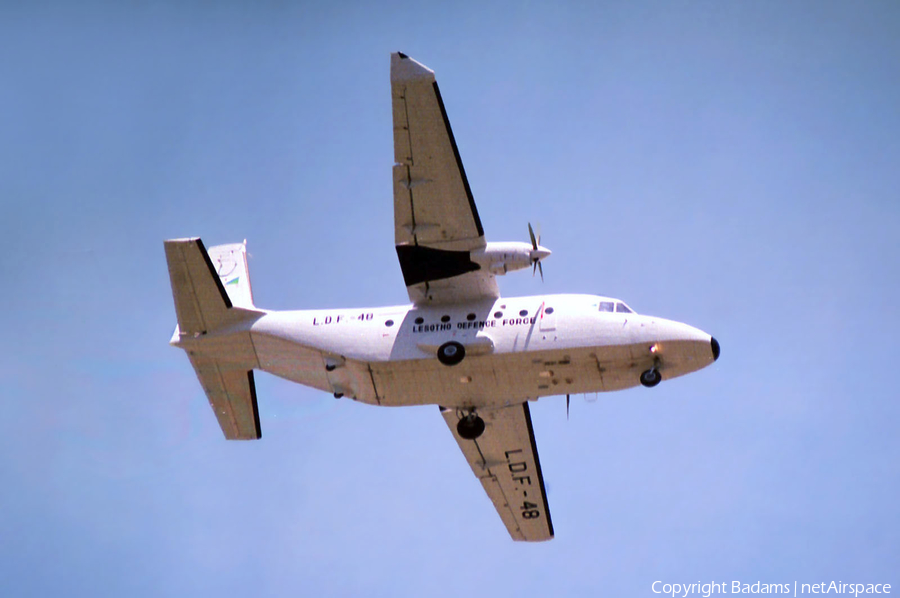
[640,369,662,388]
[437,341,466,366]
[457,413,485,440]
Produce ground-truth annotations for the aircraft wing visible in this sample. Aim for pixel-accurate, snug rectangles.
[441,403,554,542]
[391,52,499,305]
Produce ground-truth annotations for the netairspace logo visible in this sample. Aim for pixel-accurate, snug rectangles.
[651,581,892,597]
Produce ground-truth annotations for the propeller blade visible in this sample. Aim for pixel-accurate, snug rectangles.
[529,222,545,282]
[566,394,570,420]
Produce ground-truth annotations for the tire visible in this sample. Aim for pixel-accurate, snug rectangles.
[640,369,662,388]
[437,341,466,366]
[457,415,485,440]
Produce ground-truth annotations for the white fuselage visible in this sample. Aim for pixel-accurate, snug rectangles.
[238,293,716,409]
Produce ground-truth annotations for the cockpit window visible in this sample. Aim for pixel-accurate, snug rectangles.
[615,302,633,314]
[599,301,615,312]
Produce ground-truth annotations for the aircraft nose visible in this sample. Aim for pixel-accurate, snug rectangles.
[710,337,720,361]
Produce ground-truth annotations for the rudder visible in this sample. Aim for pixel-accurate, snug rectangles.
[206,241,255,309]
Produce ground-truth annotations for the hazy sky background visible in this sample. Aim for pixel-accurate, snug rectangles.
[2,1,898,596]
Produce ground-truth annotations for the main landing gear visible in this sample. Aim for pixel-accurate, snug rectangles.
[456,410,485,440]
[437,341,466,366]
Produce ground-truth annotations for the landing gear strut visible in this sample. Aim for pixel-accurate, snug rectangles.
[456,411,485,440]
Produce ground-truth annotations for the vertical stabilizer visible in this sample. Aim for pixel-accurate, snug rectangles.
[207,241,255,309]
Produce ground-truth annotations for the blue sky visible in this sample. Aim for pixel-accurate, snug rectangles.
[2,2,898,596]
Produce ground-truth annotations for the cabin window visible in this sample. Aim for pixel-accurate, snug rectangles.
[466,313,476,321]
[414,316,424,324]
[494,311,503,318]
[519,309,528,317]
[599,301,615,312]
[544,307,554,314]
[441,315,450,323]
[385,319,394,327]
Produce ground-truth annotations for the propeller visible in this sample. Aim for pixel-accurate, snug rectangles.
[566,394,570,420]
[528,222,545,282]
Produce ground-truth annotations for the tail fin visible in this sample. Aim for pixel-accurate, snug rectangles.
[164,238,264,440]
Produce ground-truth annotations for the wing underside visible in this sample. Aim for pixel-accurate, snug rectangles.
[441,403,554,542]
[391,53,499,304]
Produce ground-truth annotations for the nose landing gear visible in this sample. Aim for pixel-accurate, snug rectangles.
[640,369,661,387]
[640,358,662,388]
[456,410,485,440]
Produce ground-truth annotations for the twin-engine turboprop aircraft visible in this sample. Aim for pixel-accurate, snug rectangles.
[164,53,720,542]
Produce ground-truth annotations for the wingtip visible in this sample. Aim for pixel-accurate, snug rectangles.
[391,52,434,82]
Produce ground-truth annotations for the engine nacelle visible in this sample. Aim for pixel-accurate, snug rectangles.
[470,241,551,276]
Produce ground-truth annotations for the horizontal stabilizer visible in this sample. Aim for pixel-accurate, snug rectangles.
[165,237,264,440]
[165,238,233,335]
[191,357,261,440]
